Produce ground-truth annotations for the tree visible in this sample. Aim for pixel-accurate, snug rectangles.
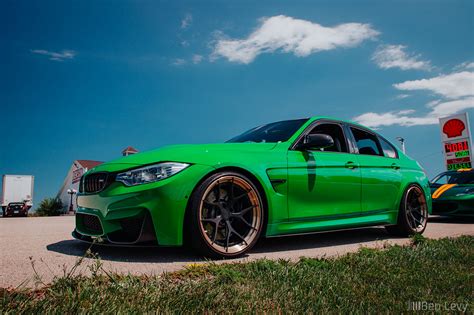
[35,198,63,216]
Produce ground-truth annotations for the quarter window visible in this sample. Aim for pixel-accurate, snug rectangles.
[379,137,398,158]
[350,128,383,156]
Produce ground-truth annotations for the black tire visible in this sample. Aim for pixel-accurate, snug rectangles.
[187,171,265,258]
[386,184,428,236]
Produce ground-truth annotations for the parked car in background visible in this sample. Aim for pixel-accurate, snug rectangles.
[430,169,474,216]
[2,175,34,217]
[73,117,432,258]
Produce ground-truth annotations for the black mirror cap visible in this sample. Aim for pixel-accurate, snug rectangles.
[297,133,334,151]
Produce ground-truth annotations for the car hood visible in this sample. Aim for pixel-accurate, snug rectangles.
[88,142,280,173]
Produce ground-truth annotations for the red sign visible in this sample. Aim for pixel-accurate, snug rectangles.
[443,119,466,138]
[446,157,471,165]
[445,140,469,153]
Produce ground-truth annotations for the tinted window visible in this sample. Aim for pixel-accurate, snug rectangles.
[227,119,308,143]
[432,171,474,184]
[351,128,383,156]
[379,137,398,158]
[308,123,348,153]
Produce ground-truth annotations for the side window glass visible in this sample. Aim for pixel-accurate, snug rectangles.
[379,137,398,158]
[350,127,383,156]
[308,123,348,153]
[436,175,448,184]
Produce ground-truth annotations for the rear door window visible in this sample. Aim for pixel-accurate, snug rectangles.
[350,127,383,156]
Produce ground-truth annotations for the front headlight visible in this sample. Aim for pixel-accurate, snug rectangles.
[116,162,190,186]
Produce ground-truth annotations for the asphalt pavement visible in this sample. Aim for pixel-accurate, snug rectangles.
[0,215,473,288]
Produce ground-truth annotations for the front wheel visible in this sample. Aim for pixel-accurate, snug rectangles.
[386,185,428,236]
[188,172,265,258]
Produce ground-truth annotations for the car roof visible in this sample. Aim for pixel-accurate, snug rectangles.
[307,116,370,129]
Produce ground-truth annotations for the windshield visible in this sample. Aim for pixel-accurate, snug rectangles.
[432,171,474,185]
[227,119,309,143]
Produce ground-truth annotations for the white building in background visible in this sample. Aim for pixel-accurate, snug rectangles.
[56,147,139,213]
[57,160,102,213]
[122,146,139,156]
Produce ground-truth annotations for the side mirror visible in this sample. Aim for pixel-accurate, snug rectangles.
[297,133,334,151]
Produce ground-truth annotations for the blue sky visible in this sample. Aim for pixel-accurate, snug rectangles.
[1,0,473,207]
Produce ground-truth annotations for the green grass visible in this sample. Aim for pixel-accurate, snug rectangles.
[2,236,473,313]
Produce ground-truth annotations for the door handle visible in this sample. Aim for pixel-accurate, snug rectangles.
[391,163,401,170]
[345,161,358,169]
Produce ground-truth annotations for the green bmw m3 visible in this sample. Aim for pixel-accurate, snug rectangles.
[73,117,432,258]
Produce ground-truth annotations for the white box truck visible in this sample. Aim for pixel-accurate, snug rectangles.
[1,175,34,217]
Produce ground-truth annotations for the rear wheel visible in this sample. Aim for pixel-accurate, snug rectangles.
[386,185,428,236]
[188,172,264,258]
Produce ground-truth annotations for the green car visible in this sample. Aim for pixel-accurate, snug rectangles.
[73,117,432,258]
[430,169,474,216]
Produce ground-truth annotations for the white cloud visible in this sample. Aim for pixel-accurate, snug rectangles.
[455,61,474,70]
[31,49,76,61]
[354,67,474,127]
[181,14,192,29]
[394,71,474,99]
[353,111,438,128]
[429,97,474,117]
[211,15,379,64]
[372,44,431,71]
[192,54,203,64]
[395,94,411,99]
[172,58,186,66]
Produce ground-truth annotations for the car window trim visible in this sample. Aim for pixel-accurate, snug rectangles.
[347,125,386,158]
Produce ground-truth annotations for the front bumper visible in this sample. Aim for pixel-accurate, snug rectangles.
[74,164,215,246]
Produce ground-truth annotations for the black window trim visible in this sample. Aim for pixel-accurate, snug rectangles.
[347,124,399,159]
[290,119,354,154]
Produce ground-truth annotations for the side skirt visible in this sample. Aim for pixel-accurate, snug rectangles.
[266,210,398,237]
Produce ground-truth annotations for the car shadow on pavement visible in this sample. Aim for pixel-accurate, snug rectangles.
[252,227,394,254]
[46,226,396,263]
[46,240,199,263]
[428,215,474,224]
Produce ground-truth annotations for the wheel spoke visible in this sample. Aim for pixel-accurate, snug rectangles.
[201,216,222,226]
[232,205,255,217]
[211,224,219,244]
[227,221,248,246]
[411,207,423,216]
[232,190,251,205]
[408,211,422,227]
[237,216,256,230]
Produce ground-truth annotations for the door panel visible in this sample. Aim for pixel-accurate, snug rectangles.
[357,155,402,211]
[348,127,403,212]
[287,151,361,220]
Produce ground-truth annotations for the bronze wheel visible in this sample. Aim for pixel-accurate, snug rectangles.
[386,184,428,236]
[404,185,428,233]
[189,172,264,258]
